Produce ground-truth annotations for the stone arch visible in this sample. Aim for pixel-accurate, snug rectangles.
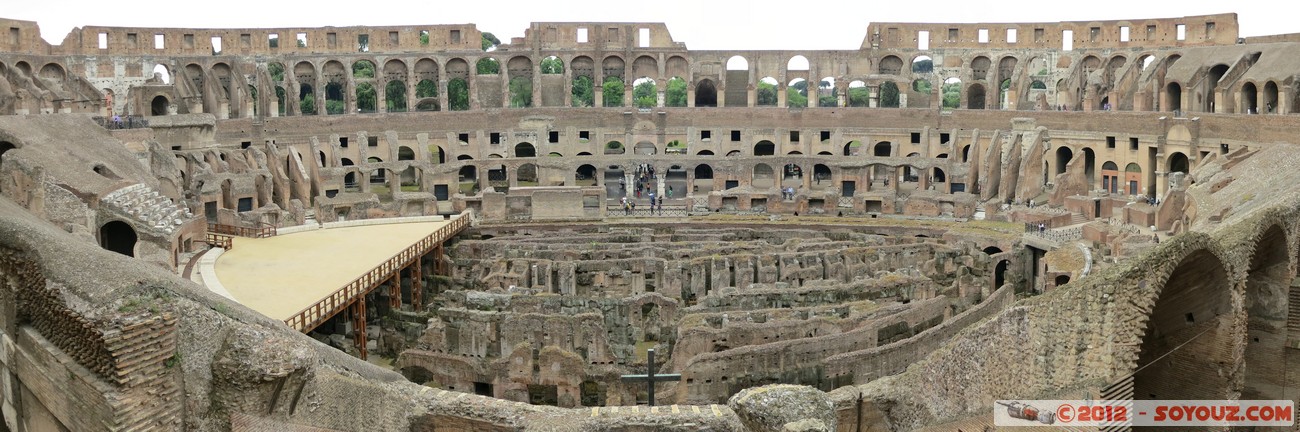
[517,163,538,184]
[602,56,626,80]
[873,141,892,157]
[961,145,971,163]
[932,167,946,183]
[695,78,718,107]
[604,141,625,155]
[1241,82,1259,114]
[971,56,991,81]
[1263,81,1279,114]
[694,164,714,180]
[1135,247,1234,400]
[1055,146,1073,174]
[967,83,986,109]
[476,56,499,75]
[515,142,537,158]
[844,141,862,156]
[757,77,779,106]
[697,150,715,156]
[1167,152,1189,174]
[753,140,776,156]
[398,146,415,161]
[575,164,597,186]
[0,141,14,192]
[787,55,810,71]
[633,141,657,156]
[151,95,170,116]
[879,56,903,75]
[813,164,831,185]
[1205,63,1229,112]
[632,55,658,81]
[665,77,687,107]
[99,220,137,257]
[39,62,66,82]
[665,56,689,78]
[911,55,933,74]
[1242,224,1291,400]
[787,78,808,107]
[847,80,868,107]
[752,163,775,188]
[1166,82,1182,113]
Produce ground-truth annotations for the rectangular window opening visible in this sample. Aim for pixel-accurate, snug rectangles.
[9,28,18,46]
[98,32,107,49]
[340,137,349,147]
[940,133,951,144]
[268,33,279,48]
[296,33,307,47]
[917,30,929,50]
[211,36,222,55]
[607,27,619,42]
[638,28,650,48]
[419,30,429,45]
[1130,137,1139,151]
[458,133,470,143]
[1220,143,1230,154]
[389,31,399,46]
[490,132,502,144]
[240,33,251,48]
[1006,28,1017,44]
[1106,136,1116,148]
[977,29,989,43]
[183,34,194,49]
[730,130,741,141]
[1120,26,1131,42]
[1034,28,1044,42]
[577,28,588,43]
[1147,25,1157,40]
[1062,30,1074,51]
[578,131,590,141]
[127,33,138,48]
[368,136,378,147]
[947,28,958,41]
[154,34,165,49]
[1205,22,1216,39]
[1176,24,1186,41]
[910,132,921,144]
[548,131,559,143]
[790,131,800,142]
[820,131,831,141]
[358,34,369,52]
[701,130,711,141]
[327,32,337,49]
[450,30,461,44]
[1090,27,1100,43]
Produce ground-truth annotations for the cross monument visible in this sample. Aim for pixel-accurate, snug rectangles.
[619,348,681,406]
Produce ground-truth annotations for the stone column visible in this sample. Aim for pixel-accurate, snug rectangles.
[377,78,388,113]
[438,79,449,112]
[869,86,880,108]
[777,83,787,107]
[345,78,357,114]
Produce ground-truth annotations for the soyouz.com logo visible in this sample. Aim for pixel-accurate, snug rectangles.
[994,400,1294,427]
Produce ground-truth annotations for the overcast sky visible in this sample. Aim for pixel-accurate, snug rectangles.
[6,0,1288,50]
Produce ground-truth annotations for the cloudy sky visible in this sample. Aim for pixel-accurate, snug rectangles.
[6,0,1287,50]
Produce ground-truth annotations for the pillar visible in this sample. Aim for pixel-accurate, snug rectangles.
[439,79,450,112]
[354,295,368,360]
[377,79,388,113]
[412,258,423,310]
[869,86,880,108]
[777,84,787,107]
[390,271,402,309]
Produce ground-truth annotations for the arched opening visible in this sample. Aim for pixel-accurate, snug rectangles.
[152,64,171,84]
[932,167,946,183]
[509,76,533,108]
[1205,64,1229,112]
[385,80,407,112]
[415,79,438,111]
[726,150,741,157]
[0,141,14,192]
[448,78,469,111]
[751,163,775,188]
[961,145,971,163]
[942,77,962,110]
[604,141,625,155]
[398,146,415,161]
[324,82,345,115]
[458,166,478,194]
[697,150,714,156]
[782,163,802,186]
[515,142,536,158]
[879,55,903,75]
[517,163,538,185]
[877,81,899,108]
[602,76,625,107]
[1054,275,1070,286]
[994,259,1009,288]
[298,83,316,115]
[632,77,656,108]
[787,78,808,107]
[1055,146,1073,175]
[787,55,809,71]
[695,79,717,107]
[847,80,869,107]
[151,95,170,116]
[813,164,831,187]
[967,83,986,109]
[1166,82,1182,113]
[665,77,687,107]
[818,77,837,107]
[873,141,891,157]
[757,77,779,106]
[982,246,1003,255]
[1167,152,1189,174]
[99,221,137,257]
[753,140,775,156]
[912,55,933,73]
[1135,250,1233,400]
[633,141,657,155]
[575,164,597,186]
[843,141,862,156]
[1082,147,1096,186]
[1263,81,1279,114]
[694,164,714,180]
[1241,82,1258,114]
[400,167,420,192]
[572,76,594,108]
[1243,225,1289,400]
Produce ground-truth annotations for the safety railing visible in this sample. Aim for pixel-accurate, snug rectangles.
[205,232,233,250]
[283,215,468,332]
[606,205,690,217]
[209,222,277,238]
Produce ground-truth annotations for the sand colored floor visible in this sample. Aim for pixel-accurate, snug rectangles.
[213,221,448,321]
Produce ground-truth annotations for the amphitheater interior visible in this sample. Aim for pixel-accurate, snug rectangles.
[0,12,1299,432]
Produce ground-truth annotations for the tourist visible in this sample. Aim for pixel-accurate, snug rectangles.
[657,195,663,214]
[667,185,673,198]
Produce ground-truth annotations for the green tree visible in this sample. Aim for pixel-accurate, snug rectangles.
[510,77,532,108]
[416,80,437,98]
[326,99,345,115]
[386,81,407,112]
[476,58,499,75]
[913,79,932,93]
[942,81,961,109]
[356,83,376,113]
[269,36,279,48]
[757,80,778,106]
[819,95,838,107]
[602,76,624,107]
[481,32,500,51]
[787,88,807,107]
[419,31,429,45]
[665,77,687,107]
[300,93,316,114]
[448,79,469,111]
[572,76,594,107]
[912,59,933,73]
[268,63,285,82]
[541,57,563,74]
[848,86,869,107]
[633,80,656,108]
[352,61,374,79]
[880,81,900,108]
[276,86,286,114]
[297,38,306,48]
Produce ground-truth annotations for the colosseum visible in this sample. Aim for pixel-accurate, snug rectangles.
[0,11,1296,431]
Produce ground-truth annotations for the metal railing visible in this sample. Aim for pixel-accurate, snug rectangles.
[93,115,150,130]
[209,222,277,238]
[283,215,468,332]
[606,204,690,217]
[205,232,233,250]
